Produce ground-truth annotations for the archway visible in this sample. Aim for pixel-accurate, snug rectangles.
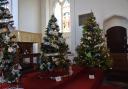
[103,15,128,53]
[104,16,128,78]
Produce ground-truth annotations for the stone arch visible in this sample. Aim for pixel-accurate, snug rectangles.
[103,15,128,34]
[103,15,128,44]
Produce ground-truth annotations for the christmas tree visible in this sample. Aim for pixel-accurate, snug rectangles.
[40,15,70,71]
[0,0,21,83]
[75,12,112,70]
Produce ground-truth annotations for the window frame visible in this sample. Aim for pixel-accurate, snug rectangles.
[54,0,70,33]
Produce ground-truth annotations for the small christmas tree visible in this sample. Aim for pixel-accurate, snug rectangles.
[0,0,21,83]
[75,12,112,70]
[40,15,70,71]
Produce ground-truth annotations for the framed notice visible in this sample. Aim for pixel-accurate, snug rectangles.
[79,13,92,26]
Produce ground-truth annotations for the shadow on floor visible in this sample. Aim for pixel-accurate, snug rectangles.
[103,78,128,89]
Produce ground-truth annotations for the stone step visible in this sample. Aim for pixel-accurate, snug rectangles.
[99,85,123,89]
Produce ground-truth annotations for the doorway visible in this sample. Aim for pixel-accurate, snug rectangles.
[106,26,128,81]
[106,26,128,71]
[106,26,127,53]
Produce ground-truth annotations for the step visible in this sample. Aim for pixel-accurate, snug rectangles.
[99,85,123,89]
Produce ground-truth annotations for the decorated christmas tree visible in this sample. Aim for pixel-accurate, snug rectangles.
[75,12,112,70]
[40,15,70,71]
[0,0,21,83]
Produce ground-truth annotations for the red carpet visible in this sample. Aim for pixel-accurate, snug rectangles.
[21,65,85,89]
[22,66,121,89]
[62,68,103,89]
[20,66,123,89]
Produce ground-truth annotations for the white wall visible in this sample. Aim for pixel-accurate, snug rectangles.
[41,0,51,39]
[18,0,41,33]
[17,0,128,55]
[12,0,18,29]
[70,0,128,55]
[103,0,128,22]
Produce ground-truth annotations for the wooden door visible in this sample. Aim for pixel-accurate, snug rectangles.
[106,26,128,81]
[106,26,127,53]
[106,26,128,72]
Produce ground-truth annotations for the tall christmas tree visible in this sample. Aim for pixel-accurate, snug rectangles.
[40,15,70,71]
[0,0,21,83]
[75,12,112,70]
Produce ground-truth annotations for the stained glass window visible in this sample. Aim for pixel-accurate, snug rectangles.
[62,0,70,32]
[54,0,70,32]
[54,2,61,31]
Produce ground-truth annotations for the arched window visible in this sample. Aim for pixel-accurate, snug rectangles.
[54,0,70,33]
[54,2,62,31]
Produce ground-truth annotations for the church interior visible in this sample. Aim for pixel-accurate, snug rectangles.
[0,0,128,89]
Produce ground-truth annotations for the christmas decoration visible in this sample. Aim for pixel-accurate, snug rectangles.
[75,12,112,70]
[0,0,21,83]
[40,15,70,71]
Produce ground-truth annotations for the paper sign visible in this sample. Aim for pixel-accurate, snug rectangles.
[55,76,62,82]
[89,74,95,79]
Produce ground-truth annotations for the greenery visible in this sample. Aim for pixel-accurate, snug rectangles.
[75,12,112,70]
[40,15,70,71]
[0,0,21,83]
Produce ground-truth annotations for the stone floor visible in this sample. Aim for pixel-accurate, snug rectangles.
[103,78,128,89]
[103,69,128,89]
